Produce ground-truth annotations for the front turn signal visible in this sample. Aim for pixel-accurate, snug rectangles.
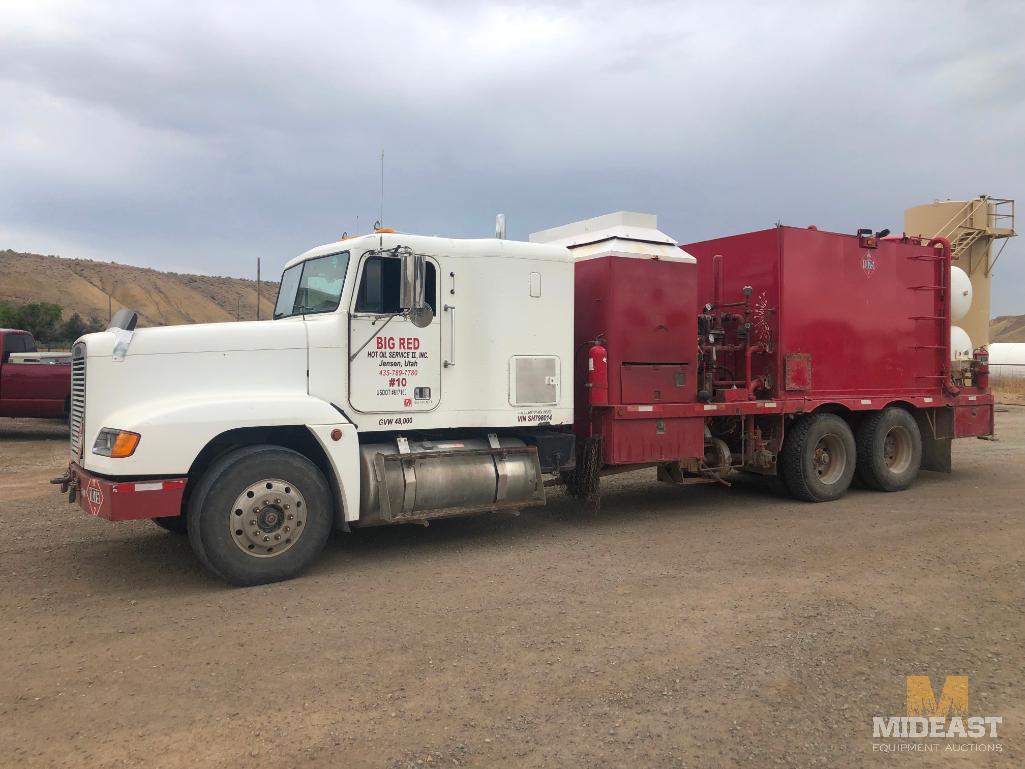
[93,428,141,458]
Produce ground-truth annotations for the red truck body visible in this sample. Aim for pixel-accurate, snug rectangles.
[572,226,991,479]
[0,329,72,419]
[691,226,952,398]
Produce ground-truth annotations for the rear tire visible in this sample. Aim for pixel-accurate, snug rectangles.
[152,515,188,535]
[187,445,333,586]
[856,407,922,491]
[780,413,856,502]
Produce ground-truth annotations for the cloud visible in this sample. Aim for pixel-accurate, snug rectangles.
[1,0,1022,314]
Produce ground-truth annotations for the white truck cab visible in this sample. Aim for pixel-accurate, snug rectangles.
[58,232,575,585]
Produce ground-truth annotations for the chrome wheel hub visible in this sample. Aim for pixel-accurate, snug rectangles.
[229,478,307,558]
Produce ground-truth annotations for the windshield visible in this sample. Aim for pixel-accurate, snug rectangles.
[274,251,350,319]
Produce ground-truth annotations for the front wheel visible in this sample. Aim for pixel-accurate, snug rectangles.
[187,445,333,586]
[780,413,857,502]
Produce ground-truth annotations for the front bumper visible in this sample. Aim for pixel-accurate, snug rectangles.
[55,463,187,521]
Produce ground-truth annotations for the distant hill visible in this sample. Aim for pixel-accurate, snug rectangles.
[991,315,1025,343]
[0,250,278,327]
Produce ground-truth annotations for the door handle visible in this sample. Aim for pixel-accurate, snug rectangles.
[443,304,455,368]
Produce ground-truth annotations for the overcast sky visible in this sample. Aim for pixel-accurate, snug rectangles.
[1,0,1023,314]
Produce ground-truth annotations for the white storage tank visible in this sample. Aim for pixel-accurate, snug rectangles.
[950,266,972,322]
[951,326,973,361]
[989,342,1025,378]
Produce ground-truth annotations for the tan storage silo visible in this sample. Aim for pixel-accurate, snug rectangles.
[904,196,1015,348]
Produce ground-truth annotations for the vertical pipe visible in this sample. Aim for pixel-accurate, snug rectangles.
[712,254,723,308]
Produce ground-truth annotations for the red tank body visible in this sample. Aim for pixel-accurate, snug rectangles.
[685,226,953,400]
[571,223,993,477]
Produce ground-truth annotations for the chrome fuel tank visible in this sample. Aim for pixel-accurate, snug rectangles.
[357,436,544,526]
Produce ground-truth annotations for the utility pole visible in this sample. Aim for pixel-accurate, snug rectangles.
[256,258,261,321]
[107,280,116,323]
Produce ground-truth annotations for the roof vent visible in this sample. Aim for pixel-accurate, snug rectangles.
[529,211,694,263]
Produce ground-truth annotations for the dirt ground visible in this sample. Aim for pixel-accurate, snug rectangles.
[2,411,1023,769]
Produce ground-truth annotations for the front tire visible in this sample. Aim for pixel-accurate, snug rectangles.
[856,407,922,491]
[780,413,857,502]
[187,445,333,586]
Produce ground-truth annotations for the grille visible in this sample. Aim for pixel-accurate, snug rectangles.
[70,344,86,458]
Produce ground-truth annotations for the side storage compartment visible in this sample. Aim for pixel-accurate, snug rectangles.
[603,416,704,465]
[954,403,994,438]
[620,364,691,404]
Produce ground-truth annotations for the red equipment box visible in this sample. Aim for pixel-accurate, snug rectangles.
[684,226,951,399]
[573,253,702,464]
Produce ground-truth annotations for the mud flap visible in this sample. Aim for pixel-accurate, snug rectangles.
[917,407,953,474]
[921,435,952,473]
[657,462,686,484]
[562,436,602,505]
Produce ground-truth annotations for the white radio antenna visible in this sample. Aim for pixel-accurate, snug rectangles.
[379,149,385,228]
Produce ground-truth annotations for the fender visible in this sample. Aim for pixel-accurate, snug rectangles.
[89,393,340,473]
[85,394,360,523]
[305,423,361,524]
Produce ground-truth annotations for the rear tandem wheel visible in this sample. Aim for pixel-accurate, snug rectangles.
[855,407,923,492]
[780,413,857,502]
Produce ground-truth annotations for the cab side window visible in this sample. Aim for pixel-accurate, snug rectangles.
[355,255,437,315]
[2,334,34,362]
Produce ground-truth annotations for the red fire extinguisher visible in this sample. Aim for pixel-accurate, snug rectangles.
[973,347,989,391]
[587,340,608,407]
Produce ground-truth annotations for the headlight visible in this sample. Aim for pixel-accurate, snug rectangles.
[92,428,141,458]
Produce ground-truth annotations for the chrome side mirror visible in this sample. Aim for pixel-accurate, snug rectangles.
[399,251,426,311]
[400,251,430,329]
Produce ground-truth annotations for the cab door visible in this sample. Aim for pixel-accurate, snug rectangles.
[347,253,441,413]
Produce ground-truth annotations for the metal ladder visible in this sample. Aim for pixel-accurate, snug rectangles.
[929,196,1016,274]
[908,243,951,386]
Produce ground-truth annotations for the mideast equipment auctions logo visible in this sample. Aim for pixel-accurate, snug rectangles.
[872,676,1002,754]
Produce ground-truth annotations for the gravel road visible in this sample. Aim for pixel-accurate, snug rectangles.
[2,410,1022,768]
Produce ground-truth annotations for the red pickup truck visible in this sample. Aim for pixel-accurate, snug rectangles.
[0,329,72,420]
